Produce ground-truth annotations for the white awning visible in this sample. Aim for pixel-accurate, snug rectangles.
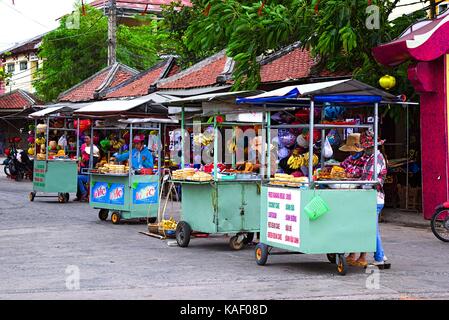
[165,90,261,105]
[29,106,65,118]
[29,102,92,118]
[74,93,174,114]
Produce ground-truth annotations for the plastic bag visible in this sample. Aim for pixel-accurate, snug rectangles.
[323,137,333,158]
[58,135,67,149]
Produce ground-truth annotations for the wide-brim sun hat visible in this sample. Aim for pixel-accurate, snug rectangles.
[339,133,364,152]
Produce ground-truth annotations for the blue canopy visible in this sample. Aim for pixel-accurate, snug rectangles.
[236,79,397,105]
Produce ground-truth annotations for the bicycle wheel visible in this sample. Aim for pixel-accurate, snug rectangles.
[431,208,449,242]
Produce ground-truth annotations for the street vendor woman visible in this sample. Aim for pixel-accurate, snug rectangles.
[341,130,388,267]
[339,133,366,179]
[113,135,153,169]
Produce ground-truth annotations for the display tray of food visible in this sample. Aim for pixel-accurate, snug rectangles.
[95,161,129,175]
[316,165,349,181]
[269,173,309,187]
[186,172,214,182]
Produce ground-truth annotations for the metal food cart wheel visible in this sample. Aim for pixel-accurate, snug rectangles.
[176,221,192,247]
[431,208,449,242]
[326,253,336,264]
[255,243,269,266]
[98,209,109,221]
[29,192,36,202]
[111,212,121,224]
[58,193,66,203]
[336,254,347,276]
[243,232,255,245]
[229,235,244,250]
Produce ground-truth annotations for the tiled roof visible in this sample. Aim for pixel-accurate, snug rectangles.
[89,0,192,14]
[260,45,315,83]
[157,51,233,90]
[103,58,177,99]
[0,34,44,56]
[58,63,138,102]
[0,90,41,110]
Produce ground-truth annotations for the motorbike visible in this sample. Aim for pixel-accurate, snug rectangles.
[2,137,33,181]
[431,203,449,242]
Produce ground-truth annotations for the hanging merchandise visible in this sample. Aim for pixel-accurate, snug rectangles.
[324,104,346,120]
[278,146,290,159]
[58,135,67,149]
[323,137,333,158]
[279,130,296,147]
[326,129,341,146]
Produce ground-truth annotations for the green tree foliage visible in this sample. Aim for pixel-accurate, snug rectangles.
[34,4,163,102]
[166,0,426,99]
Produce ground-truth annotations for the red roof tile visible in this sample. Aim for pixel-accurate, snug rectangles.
[260,47,314,83]
[89,0,192,13]
[0,90,40,110]
[158,52,229,89]
[58,63,138,102]
[104,59,176,98]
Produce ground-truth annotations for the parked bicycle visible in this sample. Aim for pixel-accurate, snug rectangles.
[431,203,449,242]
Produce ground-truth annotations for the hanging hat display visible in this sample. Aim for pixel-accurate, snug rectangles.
[360,130,385,149]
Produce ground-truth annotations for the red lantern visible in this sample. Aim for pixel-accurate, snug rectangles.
[4,148,11,156]
[14,137,21,143]
[74,119,92,135]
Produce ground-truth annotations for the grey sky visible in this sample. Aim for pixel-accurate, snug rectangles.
[0,0,428,53]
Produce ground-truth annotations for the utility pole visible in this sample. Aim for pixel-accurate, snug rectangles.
[429,0,437,19]
[107,0,117,66]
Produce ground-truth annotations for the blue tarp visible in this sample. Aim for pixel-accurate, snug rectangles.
[314,95,382,103]
[236,93,382,105]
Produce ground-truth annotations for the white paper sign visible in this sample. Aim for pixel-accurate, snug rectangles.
[266,187,301,248]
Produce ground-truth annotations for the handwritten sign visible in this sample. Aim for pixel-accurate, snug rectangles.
[266,187,301,248]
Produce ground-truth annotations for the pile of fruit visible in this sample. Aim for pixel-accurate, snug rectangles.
[287,150,319,170]
[193,132,214,146]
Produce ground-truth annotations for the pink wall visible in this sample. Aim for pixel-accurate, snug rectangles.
[409,57,448,219]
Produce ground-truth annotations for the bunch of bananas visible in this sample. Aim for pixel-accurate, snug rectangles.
[159,217,177,231]
[227,140,237,153]
[287,151,319,170]
[193,133,214,146]
[287,149,304,169]
[303,152,319,166]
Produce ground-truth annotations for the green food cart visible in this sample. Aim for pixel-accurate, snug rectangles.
[165,91,268,250]
[28,105,80,203]
[237,79,401,275]
[74,95,177,224]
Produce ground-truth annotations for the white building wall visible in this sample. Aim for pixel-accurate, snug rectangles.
[3,52,43,94]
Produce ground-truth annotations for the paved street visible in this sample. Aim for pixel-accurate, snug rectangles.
[0,172,448,300]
